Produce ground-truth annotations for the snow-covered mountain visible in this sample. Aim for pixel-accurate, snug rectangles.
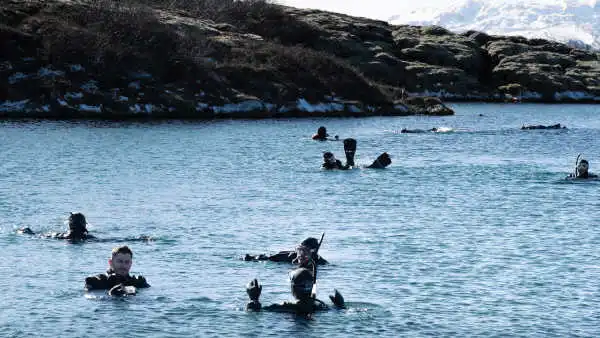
[389,0,600,49]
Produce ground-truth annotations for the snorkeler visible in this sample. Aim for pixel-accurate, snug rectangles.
[85,245,150,296]
[322,138,391,170]
[568,156,598,179]
[521,123,566,130]
[400,127,439,133]
[18,212,96,240]
[17,212,154,242]
[312,126,338,141]
[245,267,345,313]
[244,236,328,268]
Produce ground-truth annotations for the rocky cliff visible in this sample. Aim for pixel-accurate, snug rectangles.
[0,1,598,119]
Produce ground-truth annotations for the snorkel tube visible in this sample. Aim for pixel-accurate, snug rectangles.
[310,233,325,298]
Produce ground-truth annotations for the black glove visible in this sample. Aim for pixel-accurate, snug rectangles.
[134,275,149,287]
[329,289,345,308]
[246,278,262,301]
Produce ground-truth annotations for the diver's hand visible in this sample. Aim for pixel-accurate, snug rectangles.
[108,283,136,296]
[246,278,262,301]
[329,289,345,308]
[134,275,149,287]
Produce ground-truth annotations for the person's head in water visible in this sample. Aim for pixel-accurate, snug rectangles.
[313,126,330,140]
[577,159,590,177]
[317,126,327,138]
[295,237,319,264]
[290,268,314,301]
[109,246,134,277]
[323,152,337,165]
[68,212,88,234]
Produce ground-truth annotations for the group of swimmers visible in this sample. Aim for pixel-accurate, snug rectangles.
[17,211,344,311]
[15,126,596,314]
[244,235,346,312]
[313,126,392,170]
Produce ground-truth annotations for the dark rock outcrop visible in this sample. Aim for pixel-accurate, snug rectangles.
[1,0,599,120]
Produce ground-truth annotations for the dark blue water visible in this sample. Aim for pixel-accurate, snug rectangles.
[1,103,599,337]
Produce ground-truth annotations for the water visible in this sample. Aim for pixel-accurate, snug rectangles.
[1,103,599,337]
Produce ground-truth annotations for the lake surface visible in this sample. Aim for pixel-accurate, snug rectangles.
[1,103,599,337]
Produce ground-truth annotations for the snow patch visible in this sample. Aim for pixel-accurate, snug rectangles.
[69,64,85,72]
[212,100,265,113]
[521,91,543,99]
[129,71,152,80]
[296,99,344,112]
[129,104,154,114]
[65,92,84,100]
[389,0,600,49]
[8,72,29,84]
[196,103,209,111]
[128,81,141,90]
[393,104,410,112]
[81,80,98,93]
[554,90,600,100]
[0,61,13,71]
[348,105,363,113]
[0,99,29,112]
[79,104,102,113]
[38,67,65,78]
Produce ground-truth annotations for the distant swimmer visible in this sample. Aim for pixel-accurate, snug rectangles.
[322,138,391,170]
[567,155,598,179]
[312,126,338,141]
[17,212,154,242]
[400,127,454,133]
[244,236,328,269]
[245,268,345,313]
[18,212,96,241]
[400,127,438,133]
[85,245,150,296]
[521,123,566,130]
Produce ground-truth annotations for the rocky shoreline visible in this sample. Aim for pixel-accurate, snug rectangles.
[1,0,598,120]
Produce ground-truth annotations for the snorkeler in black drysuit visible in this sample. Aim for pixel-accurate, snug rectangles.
[245,267,345,313]
[567,156,598,179]
[400,127,439,133]
[322,138,391,170]
[244,237,328,268]
[18,212,96,240]
[85,245,150,296]
[17,212,154,242]
[521,123,566,130]
[312,126,339,141]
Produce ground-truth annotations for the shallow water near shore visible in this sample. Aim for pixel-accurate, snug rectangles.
[1,103,600,337]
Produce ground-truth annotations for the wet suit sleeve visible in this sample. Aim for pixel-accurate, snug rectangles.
[261,302,302,313]
[316,255,328,265]
[85,274,109,290]
[129,275,150,288]
[267,251,295,262]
